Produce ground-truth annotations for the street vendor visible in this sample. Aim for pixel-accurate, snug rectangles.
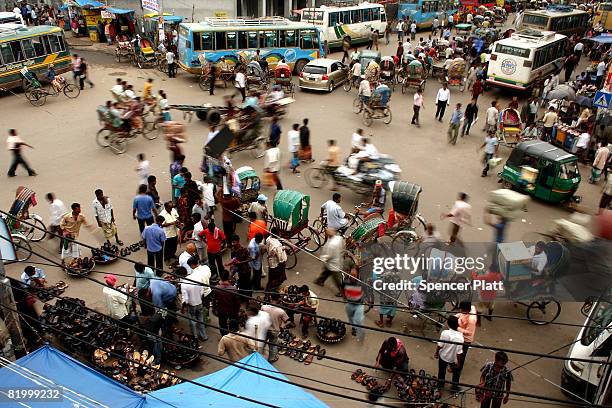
[21,266,47,288]
[527,241,548,277]
[297,284,319,337]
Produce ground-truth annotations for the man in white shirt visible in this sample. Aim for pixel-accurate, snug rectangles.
[102,274,129,320]
[111,78,124,101]
[445,192,472,244]
[320,193,348,232]
[235,69,247,102]
[244,304,272,353]
[351,60,361,83]
[166,49,176,78]
[288,123,300,173]
[178,243,197,273]
[361,138,380,160]
[136,153,150,186]
[528,242,548,277]
[484,100,499,133]
[181,258,209,341]
[435,315,464,392]
[264,142,282,190]
[596,58,608,88]
[575,131,590,157]
[358,78,371,103]
[191,212,207,265]
[46,192,67,253]
[435,83,450,121]
[159,201,180,263]
[7,129,36,177]
[93,188,122,246]
[573,41,584,59]
[351,128,364,153]
[314,229,345,296]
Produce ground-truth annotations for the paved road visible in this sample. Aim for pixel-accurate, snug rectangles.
[0,34,602,407]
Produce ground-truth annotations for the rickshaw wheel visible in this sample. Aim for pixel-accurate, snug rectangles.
[304,168,328,189]
[142,119,159,140]
[527,299,561,325]
[63,84,80,98]
[363,111,373,127]
[311,218,328,246]
[27,89,46,106]
[283,242,298,270]
[23,215,47,242]
[391,230,419,254]
[251,137,266,159]
[352,98,363,114]
[501,180,513,189]
[343,78,352,92]
[11,234,32,262]
[383,108,392,125]
[96,129,112,148]
[109,136,128,155]
[299,226,322,253]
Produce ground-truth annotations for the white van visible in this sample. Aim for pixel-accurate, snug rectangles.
[561,297,612,403]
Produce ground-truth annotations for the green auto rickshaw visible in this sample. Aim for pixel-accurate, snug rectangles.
[498,141,581,204]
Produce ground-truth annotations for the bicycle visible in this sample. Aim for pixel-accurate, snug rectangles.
[96,112,160,155]
[24,76,80,107]
[343,72,361,92]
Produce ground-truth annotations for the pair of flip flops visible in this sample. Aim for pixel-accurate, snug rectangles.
[119,242,144,257]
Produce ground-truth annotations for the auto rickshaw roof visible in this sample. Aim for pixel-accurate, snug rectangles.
[512,140,577,163]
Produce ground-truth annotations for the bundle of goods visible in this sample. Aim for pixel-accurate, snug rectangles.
[162,121,187,143]
[316,318,347,343]
[278,329,326,364]
[93,346,180,392]
[34,281,68,302]
[486,189,529,221]
[63,257,95,276]
[91,242,120,264]
[163,328,200,368]
[550,218,593,242]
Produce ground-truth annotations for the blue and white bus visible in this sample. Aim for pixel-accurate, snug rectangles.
[177,17,323,75]
[398,0,457,30]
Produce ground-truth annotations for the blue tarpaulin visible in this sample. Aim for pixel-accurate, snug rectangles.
[590,34,612,44]
[146,352,329,408]
[0,345,147,408]
[105,7,134,15]
[74,0,104,8]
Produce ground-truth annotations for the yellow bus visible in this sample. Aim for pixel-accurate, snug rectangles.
[593,3,612,31]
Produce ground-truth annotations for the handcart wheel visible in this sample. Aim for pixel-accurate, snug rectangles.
[304,167,328,189]
[352,97,363,114]
[198,75,211,91]
[363,110,373,127]
[109,135,128,155]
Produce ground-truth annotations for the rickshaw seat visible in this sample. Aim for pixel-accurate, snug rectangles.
[503,127,521,134]
[141,47,154,54]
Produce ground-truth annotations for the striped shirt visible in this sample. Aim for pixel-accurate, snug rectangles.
[343,276,364,303]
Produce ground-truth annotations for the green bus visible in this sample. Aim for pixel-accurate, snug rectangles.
[0,24,72,91]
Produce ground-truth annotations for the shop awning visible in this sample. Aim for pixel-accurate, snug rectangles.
[143,12,182,22]
[590,34,612,44]
[105,7,134,15]
[72,0,104,8]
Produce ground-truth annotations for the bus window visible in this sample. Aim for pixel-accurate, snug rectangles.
[351,9,361,23]
[238,31,248,48]
[226,31,237,49]
[30,37,46,56]
[47,34,63,52]
[329,12,339,26]
[7,41,24,62]
[0,42,14,64]
[381,10,386,21]
[373,8,380,20]
[215,32,227,50]
[21,39,36,59]
[246,31,258,48]
[300,29,318,49]
[341,10,350,23]
[192,33,202,50]
[202,32,214,50]
[41,35,50,54]
[523,14,548,28]
[282,29,297,47]
[363,8,373,22]
[261,31,277,48]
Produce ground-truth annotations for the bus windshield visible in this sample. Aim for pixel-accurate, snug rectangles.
[302,10,324,21]
[523,14,548,27]
[495,44,531,58]
[583,302,612,345]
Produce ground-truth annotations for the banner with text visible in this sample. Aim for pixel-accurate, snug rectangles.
[142,0,160,13]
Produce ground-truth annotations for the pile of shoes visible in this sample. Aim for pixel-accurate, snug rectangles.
[351,369,392,392]
[91,242,120,264]
[64,257,95,276]
[119,242,145,257]
[393,369,441,402]
[34,281,68,302]
[163,328,200,368]
[278,330,326,364]
[316,318,347,343]
[280,285,303,305]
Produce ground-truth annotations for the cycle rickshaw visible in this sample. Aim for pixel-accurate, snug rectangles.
[235,166,261,214]
[132,37,157,69]
[21,67,80,107]
[114,35,133,62]
[273,64,295,98]
[401,60,427,94]
[362,84,392,127]
[268,190,322,269]
[379,56,396,91]
[246,61,269,92]
[198,60,235,91]
[497,107,523,147]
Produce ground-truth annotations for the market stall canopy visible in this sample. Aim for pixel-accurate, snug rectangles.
[145,352,328,408]
[143,12,183,23]
[105,7,134,14]
[545,84,576,101]
[0,345,147,408]
[590,34,612,44]
[66,0,104,8]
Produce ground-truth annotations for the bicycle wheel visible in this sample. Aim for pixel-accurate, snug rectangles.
[343,213,361,238]
[363,110,373,127]
[96,129,112,148]
[11,234,32,262]
[304,168,328,189]
[311,218,328,247]
[22,215,47,242]
[109,135,128,155]
[63,84,80,98]
[343,77,352,92]
[26,89,46,106]
[283,242,298,270]
[352,98,363,114]
[298,226,322,253]
[527,299,561,325]
[199,75,211,91]
[391,230,419,254]
[383,108,392,125]
[142,117,159,140]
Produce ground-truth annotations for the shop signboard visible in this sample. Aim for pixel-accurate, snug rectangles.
[142,0,160,13]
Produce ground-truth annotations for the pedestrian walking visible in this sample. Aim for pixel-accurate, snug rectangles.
[435,83,450,121]
[590,141,610,183]
[396,20,404,42]
[92,189,123,246]
[443,192,472,244]
[395,41,404,60]
[235,68,246,102]
[78,57,94,90]
[462,98,478,137]
[447,103,463,145]
[136,153,150,186]
[373,30,379,51]
[435,315,464,392]
[527,97,538,125]
[214,269,241,335]
[342,264,365,340]
[159,201,180,264]
[573,40,584,60]
[299,118,313,162]
[142,216,166,270]
[479,131,499,176]
[166,48,176,78]
[171,166,187,206]
[455,302,477,379]
[60,203,94,261]
[596,58,608,88]
[471,77,484,102]
[563,53,578,83]
[410,21,417,40]
[478,352,513,408]
[484,100,499,133]
[132,184,157,234]
[191,212,207,265]
[264,141,283,190]
[269,116,281,146]
[384,24,391,45]
[314,229,345,296]
[288,123,300,173]
[323,40,330,57]
[46,192,66,253]
[179,260,208,342]
[217,190,240,245]
[71,53,81,84]
[209,63,217,95]
[262,293,291,362]
[463,65,477,92]
[6,129,36,177]
[367,28,374,50]
[432,17,440,36]
[411,88,424,126]
[341,36,351,64]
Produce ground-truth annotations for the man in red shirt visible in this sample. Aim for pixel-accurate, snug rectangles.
[200,221,225,279]
[217,190,240,245]
[247,211,267,241]
[471,264,503,324]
